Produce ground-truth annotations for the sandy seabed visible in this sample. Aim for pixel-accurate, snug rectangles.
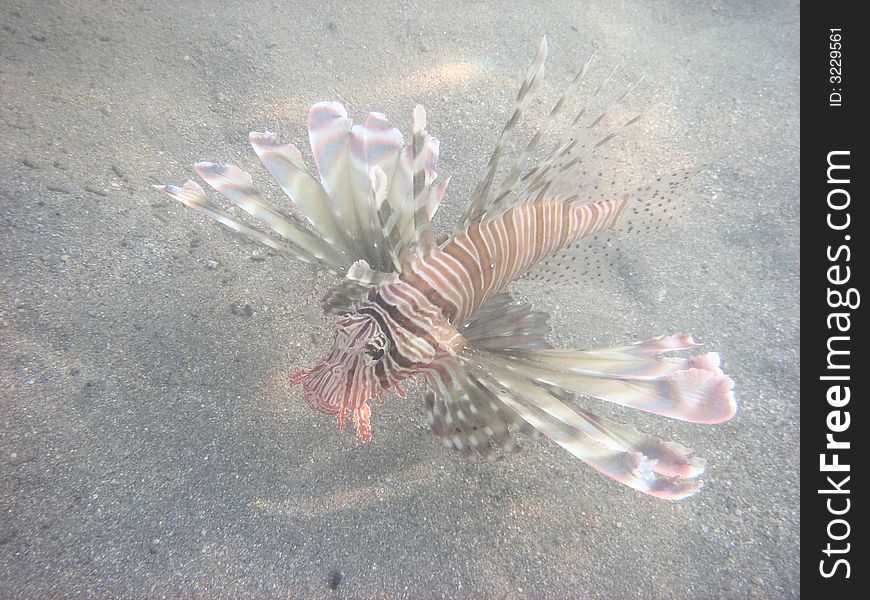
[1,1,799,598]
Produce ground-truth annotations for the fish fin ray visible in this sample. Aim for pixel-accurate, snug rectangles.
[460,293,552,352]
[248,130,356,257]
[155,180,340,273]
[482,335,737,424]
[460,345,706,500]
[458,37,549,231]
[524,164,711,286]
[424,359,528,459]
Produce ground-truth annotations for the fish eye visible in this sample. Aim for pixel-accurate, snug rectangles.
[363,334,388,365]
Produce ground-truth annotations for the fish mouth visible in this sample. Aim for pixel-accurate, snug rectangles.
[289,352,381,441]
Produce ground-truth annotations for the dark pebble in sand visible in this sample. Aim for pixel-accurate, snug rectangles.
[231,303,254,317]
[327,569,344,590]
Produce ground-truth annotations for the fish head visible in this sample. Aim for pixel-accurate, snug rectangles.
[289,311,390,441]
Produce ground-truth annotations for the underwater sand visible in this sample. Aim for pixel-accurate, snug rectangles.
[1,1,799,597]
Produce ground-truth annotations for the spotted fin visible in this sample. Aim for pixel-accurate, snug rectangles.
[524,165,708,286]
[458,37,549,231]
[517,75,655,209]
[489,53,595,210]
[424,359,529,459]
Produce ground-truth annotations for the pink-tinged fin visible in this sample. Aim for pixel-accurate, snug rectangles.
[350,112,405,269]
[498,335,737,424]
[307,102,390,271]
[358,112,404,171]
[308,101,354,192]
[193,162,350,270]
[463,348,703,500]
[248,131,357,256]
[573,406,705,479]
[508,333,705,381]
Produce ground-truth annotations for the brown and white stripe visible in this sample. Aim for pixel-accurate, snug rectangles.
[398,197,627,326]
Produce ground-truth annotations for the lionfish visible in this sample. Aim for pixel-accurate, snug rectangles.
[157,39,736,500]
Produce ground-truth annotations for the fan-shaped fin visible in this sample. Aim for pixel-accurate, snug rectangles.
[193,162,351,270]
[513,333,710,380]
[479,335,737,424]
[156,180,343,273]
[461,346,705,500]
[424,359,528,459]
[248,131,357,257]
[460,293,552,352]
[351,111,406,269]
[306,102,446,272]
[572,405,706,479]
[308,102,388,268]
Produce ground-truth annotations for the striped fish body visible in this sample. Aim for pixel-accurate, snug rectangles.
[160,38,737,500]
[293,198,628,442]
[401,198,627,326]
